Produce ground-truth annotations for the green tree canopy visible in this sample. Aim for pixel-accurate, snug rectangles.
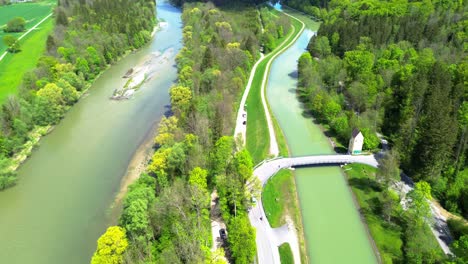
[4,17,25,33]
[91,226,128,264]
[3,35,20,53]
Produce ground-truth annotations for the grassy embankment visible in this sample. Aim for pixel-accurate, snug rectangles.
[279,243,294,264]
[262,169,307,263]
[344,163,446,263]
[344,163,404,263]
[246,15,304,163]
[0,0,55,102]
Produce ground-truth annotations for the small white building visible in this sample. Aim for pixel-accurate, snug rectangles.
[348,128,364,155]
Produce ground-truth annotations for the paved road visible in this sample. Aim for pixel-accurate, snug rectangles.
[234,53,264,145]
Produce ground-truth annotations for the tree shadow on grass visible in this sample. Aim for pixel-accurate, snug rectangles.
[348,177,381,193]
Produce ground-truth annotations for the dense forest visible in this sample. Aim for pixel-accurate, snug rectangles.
[294,0,467,262]
[93,2,289,263]
[0,0,155,190]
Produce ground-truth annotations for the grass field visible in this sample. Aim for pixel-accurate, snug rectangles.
[0,0,55,51]
[344,163,405,264]
[246,17,303,163]
[279,243,294,264]
[0,17,53,102]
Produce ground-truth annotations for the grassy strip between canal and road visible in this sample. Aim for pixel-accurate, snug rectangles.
[279,243,294,264]
[246,15,303,164]
[263,169,308,264]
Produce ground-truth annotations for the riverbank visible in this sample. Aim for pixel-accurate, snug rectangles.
[111,118,158,210]
[1,25,159,190]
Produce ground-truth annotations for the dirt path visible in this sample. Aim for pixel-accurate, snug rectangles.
[210,190,229,263]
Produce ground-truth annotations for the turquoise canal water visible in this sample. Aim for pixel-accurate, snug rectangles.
[266,17,378,264]
[0,2,182,263]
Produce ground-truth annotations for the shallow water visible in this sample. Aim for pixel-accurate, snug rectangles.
[266,25,377,264]
[0,2,182,263]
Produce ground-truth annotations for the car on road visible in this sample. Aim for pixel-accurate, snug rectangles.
[242,121,246,125]
[219,228,227,241]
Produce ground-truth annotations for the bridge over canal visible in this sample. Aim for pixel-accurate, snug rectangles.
[254,154,379,184]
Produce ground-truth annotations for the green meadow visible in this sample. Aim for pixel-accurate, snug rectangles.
[0,0,55,102]
[0,0,55,51]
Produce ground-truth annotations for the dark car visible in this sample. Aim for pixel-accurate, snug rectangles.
[242,121,246,125]
[219,228,227,240]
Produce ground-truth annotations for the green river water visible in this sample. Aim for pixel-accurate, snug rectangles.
[0,2,182,263]
[266,14,378,264]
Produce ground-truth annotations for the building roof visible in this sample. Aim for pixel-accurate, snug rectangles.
[352,128,361,138]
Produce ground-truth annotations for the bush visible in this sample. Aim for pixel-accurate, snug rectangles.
[4,17,25,33]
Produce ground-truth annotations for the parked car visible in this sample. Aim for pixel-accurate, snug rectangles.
[242,121,246,125]
[219,228,227,240]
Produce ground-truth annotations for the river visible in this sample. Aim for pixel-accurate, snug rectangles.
[0,2,182,263]
[266,8,378,264]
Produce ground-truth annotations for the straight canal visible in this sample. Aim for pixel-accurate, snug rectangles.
[266,8,378,264]
[0,2,182,263]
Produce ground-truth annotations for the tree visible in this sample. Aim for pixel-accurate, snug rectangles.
[380,189,399,222]
[189,167,208,191]
[361,127,379,150]
[407,181,432,225]
[91,226,128,264]
[377,149,400,187]
[154,116,179,147]
[46,35,56,54]
[228,214,256,264]
[3,35,20,53]
[404,221,442,264]
[452,235,468,262]
[4,17,25,32]
[344,49,374,79]
[310,36,331,58]
[210,136,234,176]
[34,83,65,125]
[147,148,172,175]
[170,85,192,114]
[322,98,341,122]
[347,81,369,113]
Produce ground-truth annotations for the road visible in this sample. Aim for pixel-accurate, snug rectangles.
[234,53,264,145]
[232,7,308,263]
